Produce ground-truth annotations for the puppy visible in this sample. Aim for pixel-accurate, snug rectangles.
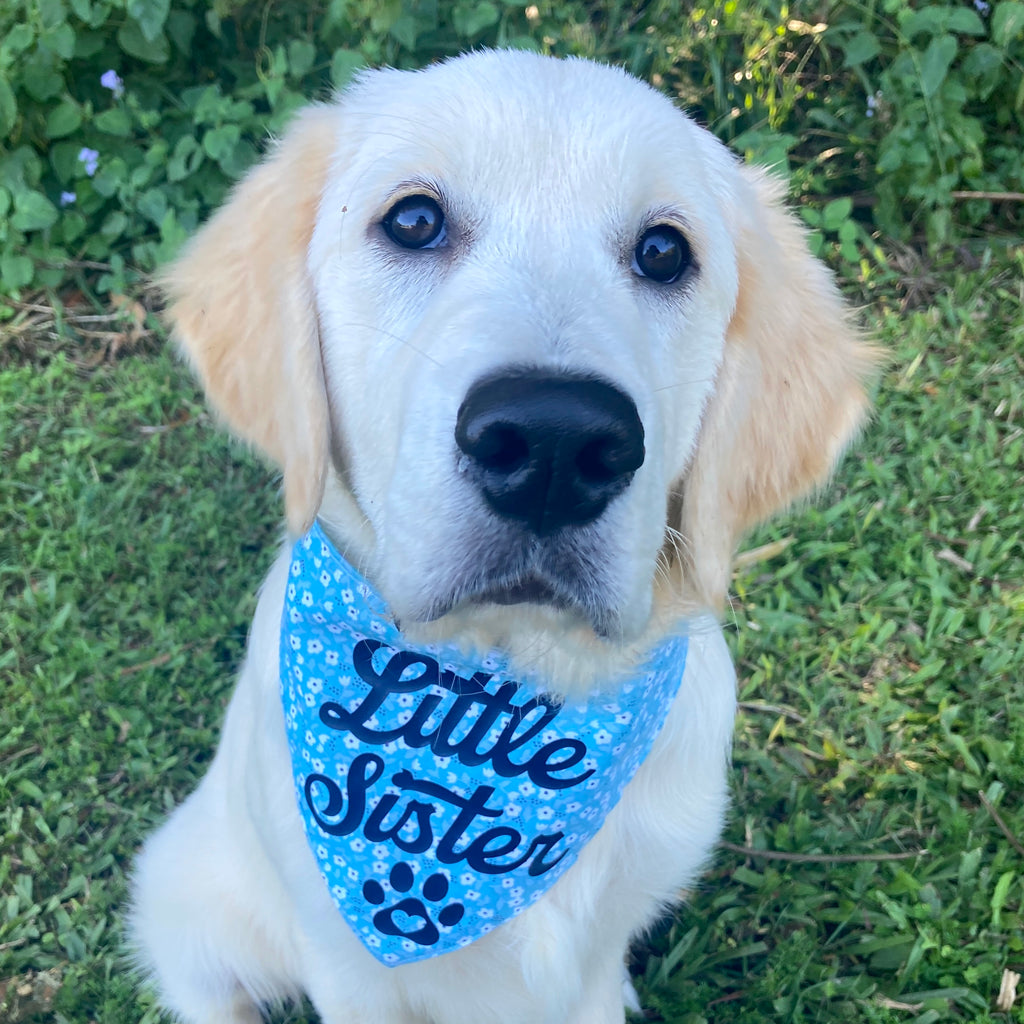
[131,50,877,1024]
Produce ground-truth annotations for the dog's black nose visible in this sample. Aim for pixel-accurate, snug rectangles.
[455,369,645,536]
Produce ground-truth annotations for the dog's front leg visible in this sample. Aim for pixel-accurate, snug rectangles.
[563,961,633,1024]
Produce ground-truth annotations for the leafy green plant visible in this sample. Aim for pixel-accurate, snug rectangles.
[0,0,546,309]
[1,0,1021,305]
[824,0,1024,246]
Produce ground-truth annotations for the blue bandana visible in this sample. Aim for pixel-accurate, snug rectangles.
[281,523,688,966]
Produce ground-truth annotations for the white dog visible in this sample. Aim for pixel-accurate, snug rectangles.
[131,50,877,1024]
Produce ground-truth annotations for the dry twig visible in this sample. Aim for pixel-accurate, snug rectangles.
[978,790,1024,858]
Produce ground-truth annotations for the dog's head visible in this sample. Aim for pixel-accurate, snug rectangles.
[166,51,877,651]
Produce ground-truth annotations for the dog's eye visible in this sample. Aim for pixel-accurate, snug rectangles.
[632,225,692,284]
[382,195,447,250]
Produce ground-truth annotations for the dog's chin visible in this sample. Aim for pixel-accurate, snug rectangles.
[414,574,625,641]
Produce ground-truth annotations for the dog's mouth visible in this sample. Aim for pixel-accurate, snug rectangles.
[418,558,623,639]
[472,575,568,609]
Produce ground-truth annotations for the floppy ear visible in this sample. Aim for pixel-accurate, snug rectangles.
[678,167,882,608]
[163,105,338,534]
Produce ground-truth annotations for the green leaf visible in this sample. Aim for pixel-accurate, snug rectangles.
[127,0,170,43]
[993,2,1024,45]
[40,23,76,60]
[38,0,65,31]
[961,43,1005,99]
[946,7,986,35]
[73,29,104,58]
[919,34,957,98]
[842,31,880,67]
[219,139,257,179]
[166,9,196,53]
[117,19,169,63]
[45,102,83,139]
[101,209,128,238]
[331,48,365,89]
[137,188,167,225]
[389,13,418,48]
[453,1,500,37]
[991,870,1015,926]
[4,24,35,52]
[202,124,240,162]
[22,62,64,102]
[156,206,188,259]
[167,135,202,182]
[11,190,59,231]
[94,107,132,136]
[0,250,34,289]
[49,141,82,182]
[60,210,86,242]
[287,39,316,78]
[0,77,16,138]
[901,7,949,40]
[823,197,854,231]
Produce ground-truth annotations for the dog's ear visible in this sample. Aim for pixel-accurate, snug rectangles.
[678,167,881,608]
[163,105,337,534]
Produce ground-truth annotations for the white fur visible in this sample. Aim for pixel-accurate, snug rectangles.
[132,49,874,1023]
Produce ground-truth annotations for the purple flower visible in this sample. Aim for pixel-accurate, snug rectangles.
[60,191,76,206]
[100,69,124,97]
[78,147,99,176]
[866,93,879,118]
[974,0,990,14]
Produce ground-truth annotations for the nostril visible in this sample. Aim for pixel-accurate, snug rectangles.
[473,424,530,474]
[576,438,618,483]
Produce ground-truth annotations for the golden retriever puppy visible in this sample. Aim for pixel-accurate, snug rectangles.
[131,50,877,1024]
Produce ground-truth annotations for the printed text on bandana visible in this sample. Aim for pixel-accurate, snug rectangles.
[305,639,585,881]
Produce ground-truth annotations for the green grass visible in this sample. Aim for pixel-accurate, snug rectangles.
[1,248,1023,1022]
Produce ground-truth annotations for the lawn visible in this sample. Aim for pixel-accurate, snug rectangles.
[1,247,1023,1022]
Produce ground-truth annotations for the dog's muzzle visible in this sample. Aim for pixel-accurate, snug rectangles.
[455,368,645,536]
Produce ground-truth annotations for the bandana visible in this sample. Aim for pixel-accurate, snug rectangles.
[281,523,688,966]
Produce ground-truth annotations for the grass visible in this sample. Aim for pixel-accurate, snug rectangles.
[1,247,1023,1023]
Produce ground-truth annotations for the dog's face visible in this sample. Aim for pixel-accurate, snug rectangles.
[166,52,876,653]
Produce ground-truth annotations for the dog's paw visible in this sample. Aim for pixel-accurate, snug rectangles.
[362,862,465,946]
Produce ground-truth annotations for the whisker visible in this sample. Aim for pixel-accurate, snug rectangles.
[332,321,442,367]
[653,376,715,393]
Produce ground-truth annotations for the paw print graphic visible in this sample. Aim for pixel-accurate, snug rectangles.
[362,862,465,946]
